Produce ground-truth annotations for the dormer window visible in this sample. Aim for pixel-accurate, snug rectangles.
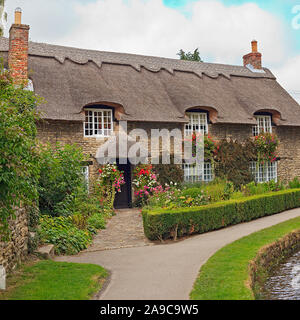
[84,108,113,137]
[185,112,208,136]
[252,115,272,136]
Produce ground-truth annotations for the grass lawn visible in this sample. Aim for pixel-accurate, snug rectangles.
[0,259,108,300]
[190,216,300,300]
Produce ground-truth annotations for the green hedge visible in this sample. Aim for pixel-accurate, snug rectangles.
[142,189,300,241]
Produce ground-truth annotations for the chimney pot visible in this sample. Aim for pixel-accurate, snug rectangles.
[14,7,22,24]
[251,40,258,53]
[243,40,262,70]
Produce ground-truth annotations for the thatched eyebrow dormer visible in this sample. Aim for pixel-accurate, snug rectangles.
[0,36,299,126]
[253,109,282,126]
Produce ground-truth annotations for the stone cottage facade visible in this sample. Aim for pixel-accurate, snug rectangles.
[1,10,300,207]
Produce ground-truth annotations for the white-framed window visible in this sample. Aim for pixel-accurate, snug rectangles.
[183,162,214,183]
[84,109,113,137]
[252,115,272,136]
[250,161,277,183]
[185,112,208,136]
[82,166,89,190]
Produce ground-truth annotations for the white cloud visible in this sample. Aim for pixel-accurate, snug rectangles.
[3,0,300,96]
[55,0,287,65]
[4,0,80,42]
[272,55,300,104]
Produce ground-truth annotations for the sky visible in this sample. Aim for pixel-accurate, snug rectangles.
[3,0,300,102]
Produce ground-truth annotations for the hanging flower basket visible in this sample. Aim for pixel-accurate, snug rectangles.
[254,133,279,164]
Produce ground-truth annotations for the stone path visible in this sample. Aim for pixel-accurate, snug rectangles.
[84,208,152,252]
[55,208,300,300]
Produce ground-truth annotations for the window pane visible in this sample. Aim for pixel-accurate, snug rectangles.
[250,161,277,183]
[183,162,213,183]
[185,112,208,136]
[253,116,272,136]
[84,109,113,137]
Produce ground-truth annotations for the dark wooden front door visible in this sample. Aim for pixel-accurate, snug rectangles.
[114,160,132,209]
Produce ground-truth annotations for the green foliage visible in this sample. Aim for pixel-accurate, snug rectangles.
[242,180,285,196]
[182,178,234,203]
[254,133,279,164]
[191,134,217,162]
[152,164,184,187]
[142,189,300,241]
[98,163,125,208]
[146,185,209,209]
[71,213,88,230]
[54,186,100,217]
[27,205,40,230]
[38,180,110,254]
[38,215,92,255]
[190,217,300,300]
[177,48,203,62]
[27,231,40,254]
[0,64,41,239]
[289,177,300,189]
[87,213,106,230]
[38,143,87,215]
[214,139,256,188]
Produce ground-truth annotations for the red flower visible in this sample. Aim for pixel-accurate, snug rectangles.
[99,169,103,174]
[139,169,145,176]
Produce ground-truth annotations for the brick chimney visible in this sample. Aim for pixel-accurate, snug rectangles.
[8,8,30,85]
[243,40,262,70]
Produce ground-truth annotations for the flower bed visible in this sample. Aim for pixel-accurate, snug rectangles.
[142,189,300,241]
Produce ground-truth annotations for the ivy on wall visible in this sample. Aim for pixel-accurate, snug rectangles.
[0,66,42,240]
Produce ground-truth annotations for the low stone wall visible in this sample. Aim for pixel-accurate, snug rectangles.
[0,207,28,273]
[249,229,300,299]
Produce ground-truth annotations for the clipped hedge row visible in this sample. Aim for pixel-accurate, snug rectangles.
[142,189,300,241]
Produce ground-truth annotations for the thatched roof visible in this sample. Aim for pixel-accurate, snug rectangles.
[1,37,300,126]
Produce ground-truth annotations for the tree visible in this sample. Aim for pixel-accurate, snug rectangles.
[177,48,203,62]
[0,0,7,37]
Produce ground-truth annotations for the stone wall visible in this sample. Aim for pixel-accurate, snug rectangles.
[37,119,183,180]
[0,207,28,273]
[249,229,300,299]
[37,119,300,184]
[210,123,300,183]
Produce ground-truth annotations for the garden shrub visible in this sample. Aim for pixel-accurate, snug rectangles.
[142,189,300,241]
[38,215,92,255]
[38,143,87,215]
[289,177,300,189]
[242,180,285,196]
[0,66,41,239]
[87,213,106,230]
[182,179,234,203]
[152,163,184,187]
[214,139,256,188]
[71,213,88,230]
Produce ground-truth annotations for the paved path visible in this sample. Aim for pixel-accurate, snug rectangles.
[84,209,152,252]
[55,208,300,300]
